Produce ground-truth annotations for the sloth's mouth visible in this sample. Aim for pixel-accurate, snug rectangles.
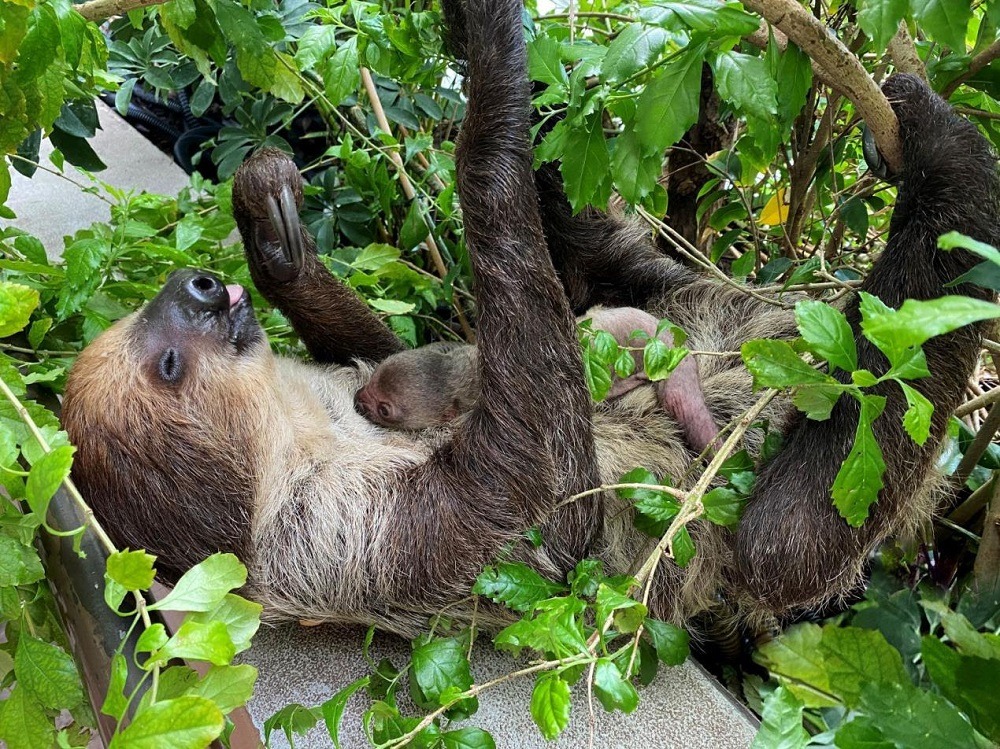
[224,284,262,354]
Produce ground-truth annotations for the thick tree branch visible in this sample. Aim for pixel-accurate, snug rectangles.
[887,21,927,80]
[75,0,165,22]
[742,0,902,173]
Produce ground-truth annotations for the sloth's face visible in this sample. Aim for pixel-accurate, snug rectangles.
[132,269,264,387]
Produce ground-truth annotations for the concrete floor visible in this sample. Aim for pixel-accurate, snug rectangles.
[4,103,757,748]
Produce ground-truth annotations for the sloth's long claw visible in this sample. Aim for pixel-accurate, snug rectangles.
[266,193,289,253]
[862,126,893,183]
[279,184,304,270]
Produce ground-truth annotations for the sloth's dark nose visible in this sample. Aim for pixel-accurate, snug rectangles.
[183,273,228,311]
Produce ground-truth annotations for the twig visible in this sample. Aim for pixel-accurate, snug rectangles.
[956,385,1000,418]
[949,475,995,526]
[361,67,475,342]
[953,400,1000,486]
[973,474,1000,587]
[741,0,902,172]
[942,38,1000,99]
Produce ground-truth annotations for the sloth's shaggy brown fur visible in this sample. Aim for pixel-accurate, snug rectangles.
[63,0,998,636]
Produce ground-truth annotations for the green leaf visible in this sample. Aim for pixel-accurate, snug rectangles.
[187,594,261,654]
[595,584,645,633]
[15,635,83,710]
[671,526,696,567]
[106,550,157,592]
[148,620,236,668]
[101,652,129,721]
[860,293,1000,365]
[938,231,1000,266]
[411,637,473,706]
[611,128,661,205]
[795,300,857,372]
[148,553,247,613]
[192,664,257,715]
[712,52,777,120]
[0,687,53,749]
[751,686,808,749]
[473,562,566,613]
[321,677,369,749]
[859,680,983,749]
[899,382,933,445]
[831,395,887,526]
[792,383,847,421]
[294,24,338,71]
[857,0,909,48]
[136,624,169,655]
[0,281,40,337]
[495,597,588,658]
[25,444,74,518]
[115,77,137,116]
[263,703,320,747]
[560,111,610,211]
[399,202,428,251]
[527,34,568,88]
[214,0,276,89]
[593,658,639,714]
[530,672,571,741]
[634,42,706,155]
[702,486,744,526]
[834,718,894,749]
[441,727,496,749]
[644,618,690,665]
[322,36,360,106]
[742,339,834,388]
[911,0,972,51]
[817,625,908,708]
[643,340,688,381]
[774,42,812,129]
[601,23,669,82]
[753,623,838,708]
[109,695,224,749]
[0,535,45,586]
[18,4,59,80]
[369,298,416,315]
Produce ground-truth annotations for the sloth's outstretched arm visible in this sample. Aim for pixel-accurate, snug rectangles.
[393,0,602,595]
[735,74,1000,618]
[232,150,404,365]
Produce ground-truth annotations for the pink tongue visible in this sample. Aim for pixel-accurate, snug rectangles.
[226,284,244,308]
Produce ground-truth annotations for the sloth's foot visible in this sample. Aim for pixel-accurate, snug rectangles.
[233,148,307,283]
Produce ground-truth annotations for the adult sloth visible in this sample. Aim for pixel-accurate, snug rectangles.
[63,0,999,636]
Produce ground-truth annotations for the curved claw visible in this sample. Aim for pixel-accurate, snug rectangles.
[862,125,893,183]
[279,183,304,270]
[253,184,305,283]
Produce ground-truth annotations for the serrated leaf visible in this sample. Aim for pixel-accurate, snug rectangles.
[294,24,338,71]
[792,383,847,421]
[0,535,44,586]
[441,727,496,749]
[0,281,40,337]
[712,51,777,120]
[702,486,744,526]
[644,618,690,665]
[899,382,933,445]
[412,637,473,707]
[264,703,320,746]
[834,718,894,749]
[611,128,661,205]
[25,444,74,517]
[528,34,567,88]
[323,36,360,105]
[601,23,669,82]
[795,300,858,372]
[831,395,887,526]
[15,635,83,710]
[106,550,157,592]
[859,680,982,749]
[592,658,639,714]
[473,563,566,613]
[817,625,908,708]
[187,594,261,653]
[754,623,838,708]
[860,292,1000,365]
[752,686,808,749]
[495,597,588,658]
[634,42,706,154]
[148,553,247,613]
[671,526,696,567]
[775,42,811,129]
[643,340,687,381]
[922,636,1000,742]
[109,695,224,749]
[369,298,416,315]
[530,672,570,741]
[321,676,369,749]
[148,619,236,668]
[742,339,833,388]
[101,652,129,721]
[560,111,610,211]
[0,687,53,749]
[399,202,428,251]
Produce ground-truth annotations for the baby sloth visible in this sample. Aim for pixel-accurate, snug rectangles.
[355,306,720,453]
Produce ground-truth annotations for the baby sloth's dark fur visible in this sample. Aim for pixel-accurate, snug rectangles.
[63,0,999,636]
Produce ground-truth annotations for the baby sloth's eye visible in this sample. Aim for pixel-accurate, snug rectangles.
[158,348,183,383]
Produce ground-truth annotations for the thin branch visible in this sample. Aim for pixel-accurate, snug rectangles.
[956,384,1000,418]
[360,68,476,342]
[973,473,1000,587]
[953,400,1000,486]
[741,0,902,172]
[941,38,1000,99]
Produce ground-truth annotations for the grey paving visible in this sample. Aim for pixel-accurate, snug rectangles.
[5,99,757,749]
[4,100,190,257]
[241,623,757,748]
